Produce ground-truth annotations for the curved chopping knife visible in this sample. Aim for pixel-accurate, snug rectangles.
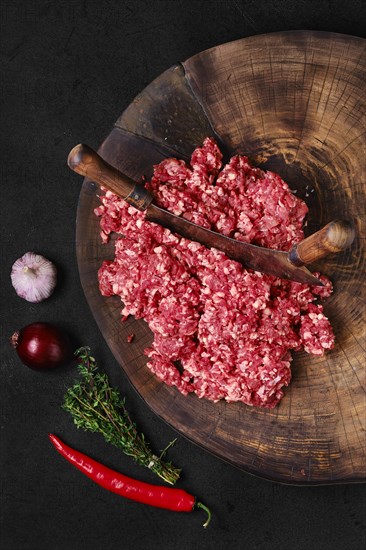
[68,144,355,286]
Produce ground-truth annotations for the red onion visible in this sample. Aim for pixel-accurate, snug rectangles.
[10,322,73,370]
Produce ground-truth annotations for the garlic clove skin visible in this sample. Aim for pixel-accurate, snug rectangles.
[11,252,57,303]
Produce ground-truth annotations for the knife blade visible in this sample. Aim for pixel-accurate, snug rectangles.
[68,144,355,285]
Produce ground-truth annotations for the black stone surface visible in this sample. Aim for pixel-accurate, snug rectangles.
[1,2,365,549]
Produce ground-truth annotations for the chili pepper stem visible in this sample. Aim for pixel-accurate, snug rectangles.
[196,502,211,528]
[49,434,211,527]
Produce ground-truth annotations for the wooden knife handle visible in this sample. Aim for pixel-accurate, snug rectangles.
[67,144,153,211]
[289,220,355,266]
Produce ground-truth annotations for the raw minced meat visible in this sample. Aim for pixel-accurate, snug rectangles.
[95,137,334,408]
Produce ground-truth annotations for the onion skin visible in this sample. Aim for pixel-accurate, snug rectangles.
[11,323,73,370]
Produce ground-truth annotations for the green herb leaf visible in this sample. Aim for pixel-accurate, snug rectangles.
[62,346,180,485]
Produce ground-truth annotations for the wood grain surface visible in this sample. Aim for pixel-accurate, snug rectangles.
[75,31,366,484]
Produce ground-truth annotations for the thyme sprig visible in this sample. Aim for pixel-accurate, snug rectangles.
[62,347,180,485]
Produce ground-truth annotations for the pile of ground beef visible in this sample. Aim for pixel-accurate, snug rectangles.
[95,138,334,408]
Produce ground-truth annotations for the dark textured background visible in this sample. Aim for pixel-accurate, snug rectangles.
[1,1,365,549]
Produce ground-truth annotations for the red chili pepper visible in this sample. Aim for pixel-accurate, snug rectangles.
[49,434,211,527]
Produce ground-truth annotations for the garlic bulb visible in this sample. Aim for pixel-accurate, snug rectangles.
[11,252,57,303]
